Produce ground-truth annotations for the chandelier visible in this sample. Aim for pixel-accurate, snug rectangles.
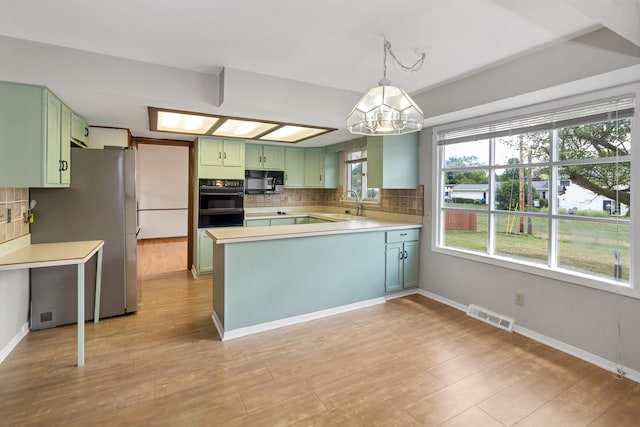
[347,38,425,136]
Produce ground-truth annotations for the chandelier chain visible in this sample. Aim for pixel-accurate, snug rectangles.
[382,38,426,80]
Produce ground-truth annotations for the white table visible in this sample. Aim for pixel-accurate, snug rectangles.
[0,240,104,367]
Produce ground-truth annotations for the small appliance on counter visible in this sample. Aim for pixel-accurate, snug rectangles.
[245,170,284,194]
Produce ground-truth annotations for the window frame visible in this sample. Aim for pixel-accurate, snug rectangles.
[343,147,380,204]
[431,83,640,300]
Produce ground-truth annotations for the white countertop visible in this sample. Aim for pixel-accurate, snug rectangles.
[207,212,422,244]
[0,240,104,271]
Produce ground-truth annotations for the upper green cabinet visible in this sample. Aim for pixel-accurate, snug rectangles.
[0,81,80,187]
[70,112,89,147]
[245,144,284,170]
[284,147,304,188]
[197,137,245,179]
[367,133,418,189]
[304,148,324,188]
[303,148,338,189]
[323,151,339,189]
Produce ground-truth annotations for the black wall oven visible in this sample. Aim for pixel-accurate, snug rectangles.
[198,179,244,227]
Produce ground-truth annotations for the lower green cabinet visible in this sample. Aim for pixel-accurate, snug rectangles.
[197,229,213,274]
[270,217,295,226]
[246,219,271,227]
[385,230,419,292]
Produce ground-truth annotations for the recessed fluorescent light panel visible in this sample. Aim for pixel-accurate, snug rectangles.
[214,119,279,138]
[258,125,329,143]
[148,107,335,143]
[156,111,219,134]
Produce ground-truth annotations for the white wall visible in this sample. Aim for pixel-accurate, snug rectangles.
[420,126,640,377]
[416,27,640,376]
[0,237,30,363]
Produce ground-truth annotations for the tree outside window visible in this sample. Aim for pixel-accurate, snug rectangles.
[345,149,379,201]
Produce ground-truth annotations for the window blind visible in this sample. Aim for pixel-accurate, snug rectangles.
[437,97,635,145]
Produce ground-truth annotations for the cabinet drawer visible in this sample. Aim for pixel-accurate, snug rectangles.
[386,229,419,243]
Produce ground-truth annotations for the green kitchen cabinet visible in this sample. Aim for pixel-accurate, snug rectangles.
[246,144,284,170]
[304,148,324,188]
[0,81,74,187]
[295,217,309,224]
[303,148,339,188]
[270,217,295,226]
[385,229,419,292]
[70,112,90,147]
[323,151,339,189]
[367,133,418,189]
[197,228,213,274]
[197,137,245,179]
[284,147,304,187]
[245,219,271,227]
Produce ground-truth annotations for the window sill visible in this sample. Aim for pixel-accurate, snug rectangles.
[431,245,640,300]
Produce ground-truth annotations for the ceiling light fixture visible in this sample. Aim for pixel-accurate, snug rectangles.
[347,38,426,136]
[149,107,336,143]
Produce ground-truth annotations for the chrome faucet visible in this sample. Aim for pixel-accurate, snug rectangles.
[343,190,364,216]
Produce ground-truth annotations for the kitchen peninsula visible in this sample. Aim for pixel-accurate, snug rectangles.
[206,212,421,340]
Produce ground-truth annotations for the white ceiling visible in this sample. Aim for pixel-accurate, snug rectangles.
[0,0,636,145]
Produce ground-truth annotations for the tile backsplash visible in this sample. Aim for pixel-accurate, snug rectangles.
[244,186,424,216]
[0,187,29,244]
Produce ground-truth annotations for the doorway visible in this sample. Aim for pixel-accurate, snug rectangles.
[133,138,194,276]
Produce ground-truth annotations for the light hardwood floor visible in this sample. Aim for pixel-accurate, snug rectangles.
[1,271,639,426]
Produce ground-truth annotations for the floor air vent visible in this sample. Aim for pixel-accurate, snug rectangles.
[466,304,515,332]
[40,311,53,323]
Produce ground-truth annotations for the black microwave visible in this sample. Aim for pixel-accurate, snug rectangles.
[245,170,284,194]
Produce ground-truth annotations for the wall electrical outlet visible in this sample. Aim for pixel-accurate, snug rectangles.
[515,293,525,306]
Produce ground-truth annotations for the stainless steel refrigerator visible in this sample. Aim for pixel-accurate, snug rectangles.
[30,146,138,329]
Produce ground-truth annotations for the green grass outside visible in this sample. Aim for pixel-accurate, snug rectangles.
[443,209,630,282]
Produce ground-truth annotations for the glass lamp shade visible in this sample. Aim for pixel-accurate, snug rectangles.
[347,85,424,136]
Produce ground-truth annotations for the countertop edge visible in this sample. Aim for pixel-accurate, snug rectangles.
[208,223,422,244]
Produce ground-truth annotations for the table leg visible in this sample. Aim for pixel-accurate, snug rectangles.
[77,263,85,367]
[94,247,103,323]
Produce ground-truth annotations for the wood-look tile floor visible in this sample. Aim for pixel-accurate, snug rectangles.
[1,271,639,426]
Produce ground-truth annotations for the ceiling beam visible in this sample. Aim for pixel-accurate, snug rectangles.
[563,0,640,47]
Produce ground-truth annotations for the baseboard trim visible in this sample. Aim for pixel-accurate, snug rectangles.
[514,325,640,384]
[417,288,640,384]
[0,322,29,364]
[416,288,467,311]
[214,297,386,341]
[385,288,420,300]
[190,265,212,280]
[211,311,224,341]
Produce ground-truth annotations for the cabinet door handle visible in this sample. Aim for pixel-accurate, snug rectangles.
[319,174,323,181]
[399,251,404,260]
[224,152,227,159]
[263,156,267,163]
[400,233,407,236]
[84,127,89,137]
[285,174,288,181]
[218,151,222,159]
[64,160,69,171]
[404,251,408,259]
[59,160,64,171]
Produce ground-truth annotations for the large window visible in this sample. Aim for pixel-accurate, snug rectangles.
[435,94,635,291]
[344,148,379,201]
